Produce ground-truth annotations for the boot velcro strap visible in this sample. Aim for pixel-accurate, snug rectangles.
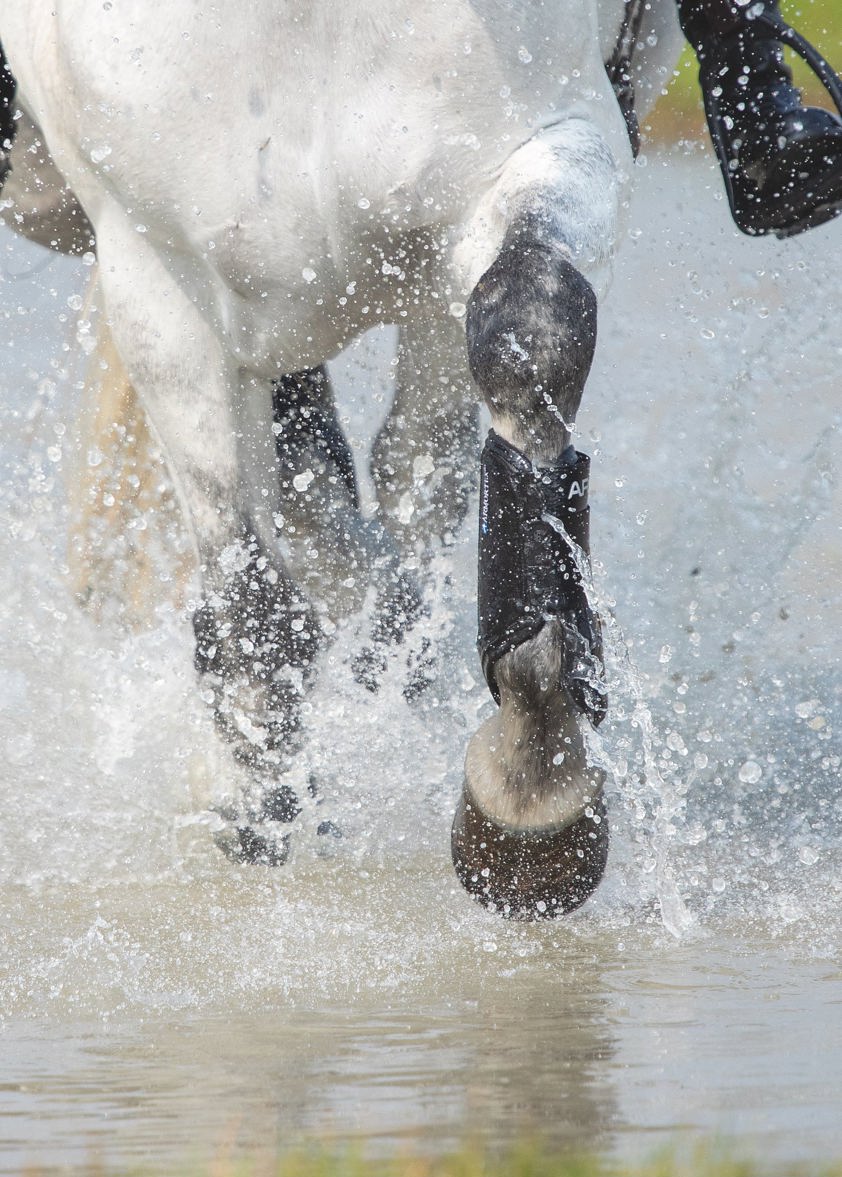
[477,431,600,714]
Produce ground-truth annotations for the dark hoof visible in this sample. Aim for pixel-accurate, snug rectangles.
[214,823,291,867]
[451,789,608,918]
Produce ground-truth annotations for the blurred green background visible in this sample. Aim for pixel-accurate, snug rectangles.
[648,0,842,138]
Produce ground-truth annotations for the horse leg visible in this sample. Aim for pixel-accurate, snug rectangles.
[448,117,627,917]
[371,316,478,561]
[237,364,423,694]
[93,209,319,863]
[365,317,478,693]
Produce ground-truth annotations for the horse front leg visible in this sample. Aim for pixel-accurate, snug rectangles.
[92,210,320,864]
[449,119,626,917]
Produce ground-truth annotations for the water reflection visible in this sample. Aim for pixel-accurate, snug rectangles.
[2,952,620,1172]
[4,938,842,1174]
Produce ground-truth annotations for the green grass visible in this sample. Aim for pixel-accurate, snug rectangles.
[21,1144,842,1177]
[650,0,842,136]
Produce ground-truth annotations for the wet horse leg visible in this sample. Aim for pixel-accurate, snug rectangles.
[237,363,423,697]
[366,316,478,691]
[371,316,479,563]
[449,118,626,916]
[93,208,322,863]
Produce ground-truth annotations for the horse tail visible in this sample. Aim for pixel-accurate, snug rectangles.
[67,289,194,626]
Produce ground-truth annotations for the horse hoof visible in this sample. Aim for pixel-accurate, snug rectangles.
[451,789,608,918]
[213,823,291,866]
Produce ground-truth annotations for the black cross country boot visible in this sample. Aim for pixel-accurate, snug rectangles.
[0,42,15,192]
[678,0,842,237]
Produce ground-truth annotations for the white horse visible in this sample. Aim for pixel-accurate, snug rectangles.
[2,0,681,916]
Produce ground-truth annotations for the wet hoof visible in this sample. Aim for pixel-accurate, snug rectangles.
[211,781,300,867]
[214,822,291,866]
[451,788,608,918]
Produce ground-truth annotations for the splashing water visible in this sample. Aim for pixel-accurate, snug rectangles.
[1,153,841,1171]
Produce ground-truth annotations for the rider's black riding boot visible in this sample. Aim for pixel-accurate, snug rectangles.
[0,42,15,192]
[678,0,842,236]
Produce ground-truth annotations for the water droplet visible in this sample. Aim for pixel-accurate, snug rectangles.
[357,197,370,210]
[449,301,466,319]
[302,267,317,284]
[518,46,533,64]
[292,470,315,492]
[738,760,762,784]
[798,845,819,866]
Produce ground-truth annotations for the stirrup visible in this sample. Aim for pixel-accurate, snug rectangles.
[705,10,842,238]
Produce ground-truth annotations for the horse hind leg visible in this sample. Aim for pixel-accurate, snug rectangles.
[449,115,627,917]
[272,366,359,516]
[67,309,194,626]
[370,315,478,561]
[262,363,423,695]
[367,315,479,693]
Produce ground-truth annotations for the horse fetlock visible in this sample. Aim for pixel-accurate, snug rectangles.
[459,427,610,916]
[477,431,607,727]
[193,540,320,768]
[465,628,602,830]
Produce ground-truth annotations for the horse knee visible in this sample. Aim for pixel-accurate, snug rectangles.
[465,223,597,459]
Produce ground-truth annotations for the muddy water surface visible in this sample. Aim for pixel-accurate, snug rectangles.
[0,153,840,1173]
